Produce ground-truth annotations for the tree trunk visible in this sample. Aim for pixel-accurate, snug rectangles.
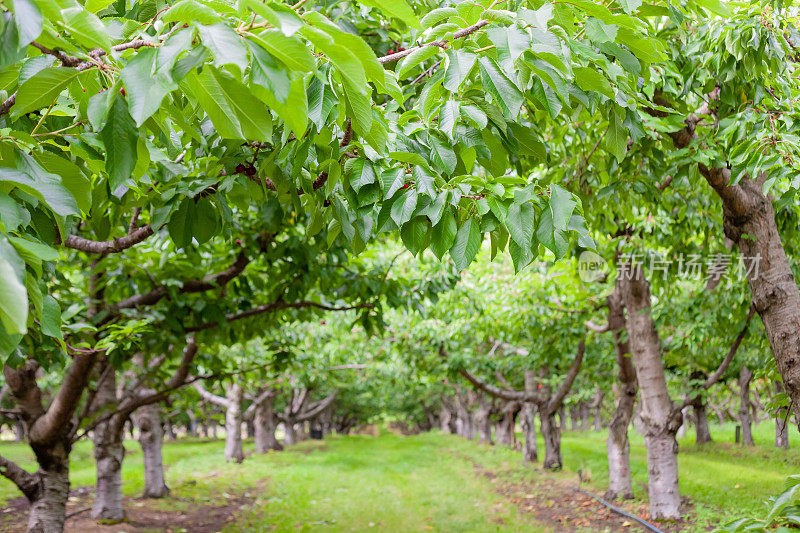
[558,404,566,431]
[495,402,517,447]
[521,371,539,462]
[474,394,492,445]
[132,398,169,498]
[520,403,538,462]
[540,410,562,470]
[605,278,638,500]
[693,397,713,444]
[91,370,125,522]
[14,418,26,442]
[439,401,454,433]
[579,401,590,431]
[254,394,283,453]
[224,384,244,463]
[163,419,176,440]
[25,440,71,533]
[620,265,682,520]
[593,386,605,431]
[739,366,755,446]
[283,422,298,446]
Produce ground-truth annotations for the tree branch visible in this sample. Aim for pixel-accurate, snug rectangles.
[296,391,337,423]
[193,381,230,408]
[546,339,586,414]
[378,20,491,64]
[0,454,39,501]
[63,225,154,254]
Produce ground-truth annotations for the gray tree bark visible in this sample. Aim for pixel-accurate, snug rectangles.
[91,369,125,522]
[521,371,538,462]
[540,411,562,470]
[474,393,493,445]
[254,393,283,453]
[692,396,713,444]
[738,366,755,446]
[620,264,682,520]
[224,384,244,463]
[605,284,637,500]
[132,396,169,498]
[494,401,518,447]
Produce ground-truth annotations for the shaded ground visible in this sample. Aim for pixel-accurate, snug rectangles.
[1,488,251,533]
[0,425,793,531]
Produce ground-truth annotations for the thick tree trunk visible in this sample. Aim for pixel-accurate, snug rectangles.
[739,366,755,446]
[454,391,472,439]
[520,403,538,462]
[540,410,562,470]
[14,418,26,442]
[558,404,566,431]
[693,398,713,444]
[776,417,790,449]
[606,279,638,500]
[224,384,244,463]
[91,371,125,522]
[495,402,517,447]
[133,398,169,498]
[439,401,454,433]
[26,441,71,533]
[620,265,682,520]
[254,394,283,453]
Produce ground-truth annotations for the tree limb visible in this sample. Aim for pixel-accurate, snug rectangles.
[63,224,154,254]
[546,339,586,414]
[378,20,490,64]
[0,453,39,501]
[295,391,338,423]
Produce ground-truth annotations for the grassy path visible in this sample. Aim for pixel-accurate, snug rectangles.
[1,423,799,531]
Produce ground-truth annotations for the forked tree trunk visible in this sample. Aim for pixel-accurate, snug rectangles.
[662,102,800,425]
[540,411,562,470]
[224,384,244,463]
[254,394,283,453]
[91,370,126,522]
[739,366,755,446]
[133,397,169,498]
[606,284,637,500]
[621,265,682,520]
[693,397,713,444]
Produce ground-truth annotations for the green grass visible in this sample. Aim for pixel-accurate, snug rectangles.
[0,421,798,531]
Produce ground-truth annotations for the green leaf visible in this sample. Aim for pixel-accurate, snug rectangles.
[605,108,627,162]
[574,66,614,99]
[449,217,481,271]
[0,167,78,217]
[695,0,731,17]
[0,237,27,335]
[397,46,440,79]
[247,30,314,73]
[101,97,139,191]
[86,0,115,12]
[36,152,91,213]
[60,6,112,52]
[506,201,534,248]
[443,50,477,92]
[400,216,431,256]
[548,184,576,231]
[430,207,456,259]
[245,0,303,36]
[121,47,178,127]
[390,188,418,225]
[618,0,642,14]
[15,0,43,45]
[420,7,457,30]
[198,23,249,74]
[41,295,62,340]
[11,67,80,117]
[478,57,523,117]
[162,0,222,25]
[362,0,420,28]
[182,66,273,140]
[429,135,457,175]
[509,124,546,160]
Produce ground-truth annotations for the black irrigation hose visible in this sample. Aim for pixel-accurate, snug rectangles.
[574,484,667,533]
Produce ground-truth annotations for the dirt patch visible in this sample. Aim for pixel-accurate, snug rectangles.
[473,463,698,532]
[0,488,253,533]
